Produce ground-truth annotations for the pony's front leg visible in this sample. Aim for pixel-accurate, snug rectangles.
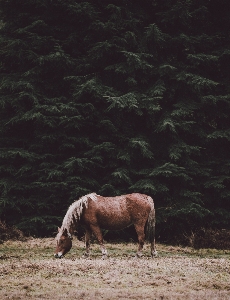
[83,228,92,257]
[90,225,107,258]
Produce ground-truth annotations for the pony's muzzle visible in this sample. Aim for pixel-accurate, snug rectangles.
[54,253,63,259]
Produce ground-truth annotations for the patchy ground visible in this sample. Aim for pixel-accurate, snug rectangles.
[0,238,230,299]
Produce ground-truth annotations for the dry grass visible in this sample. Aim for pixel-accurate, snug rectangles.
[0,238,230,299]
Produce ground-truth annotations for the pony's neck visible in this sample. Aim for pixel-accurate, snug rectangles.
[61,208,78,235]
[61,193,98,235]
[65,219,76,235]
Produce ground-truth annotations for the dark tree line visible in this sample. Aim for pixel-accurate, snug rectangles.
[0,0,230,241]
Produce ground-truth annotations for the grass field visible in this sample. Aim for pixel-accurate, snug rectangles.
[0,238,230,299]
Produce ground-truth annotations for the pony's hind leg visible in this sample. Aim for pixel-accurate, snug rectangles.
[151,237,158,257]
[90,224,107,258]
[134,223,145,257]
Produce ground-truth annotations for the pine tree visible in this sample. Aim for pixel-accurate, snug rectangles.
[0,0,229,239]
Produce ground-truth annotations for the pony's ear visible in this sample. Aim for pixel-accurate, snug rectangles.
[58,227,61,232]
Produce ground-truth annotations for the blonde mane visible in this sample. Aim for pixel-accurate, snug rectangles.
[56,193,98,241]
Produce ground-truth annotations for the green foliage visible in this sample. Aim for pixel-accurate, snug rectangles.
[0,0,230,240]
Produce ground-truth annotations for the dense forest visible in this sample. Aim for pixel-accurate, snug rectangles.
[0,0,230,242]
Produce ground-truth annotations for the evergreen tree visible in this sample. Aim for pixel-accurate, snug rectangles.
[0,0,229,239]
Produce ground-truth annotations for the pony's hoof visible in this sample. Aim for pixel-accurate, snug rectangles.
[135,252,143,258]
[151,250,158,257]
[82,252,90,258]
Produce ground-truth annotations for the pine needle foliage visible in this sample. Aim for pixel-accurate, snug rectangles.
[0,0,229,240]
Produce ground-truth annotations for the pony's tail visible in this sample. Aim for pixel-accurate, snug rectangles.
[145,196,156,243]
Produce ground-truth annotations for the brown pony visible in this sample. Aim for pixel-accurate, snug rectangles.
[54,193,157,258]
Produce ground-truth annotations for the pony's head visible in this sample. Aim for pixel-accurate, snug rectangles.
[54,227,73,258]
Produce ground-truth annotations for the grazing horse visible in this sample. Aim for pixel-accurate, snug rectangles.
[54,193,157,258]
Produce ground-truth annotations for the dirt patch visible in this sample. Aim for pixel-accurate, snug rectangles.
[0,239,230,299]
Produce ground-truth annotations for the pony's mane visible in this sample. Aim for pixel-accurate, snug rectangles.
[56,193,98,241]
